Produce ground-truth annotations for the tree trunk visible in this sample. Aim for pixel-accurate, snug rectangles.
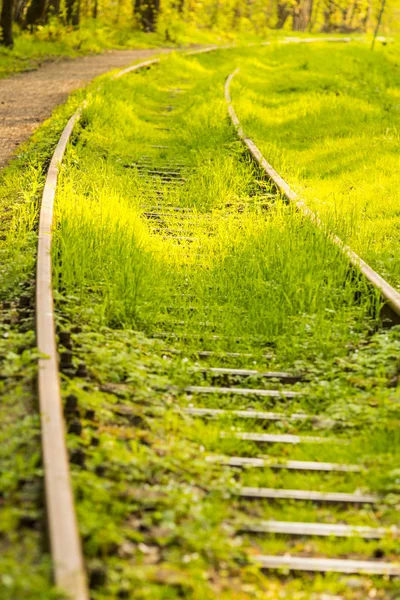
[276,0,291,28]
[135,0,161,31]
[25,0,48,27]
[308,0,320,30]
[92,0,98,18]
[66,0,80,25]
[209,0,220,27]
[231,0,241,28]
[0,0,14,46]
[322,0,335,31]
[14,0,28,25]
[371,0,387,49]
[344,0,358,28]
[134,0,141,16]
[47,0,61,19]
[362,0,371,30]
[293,0,314,31]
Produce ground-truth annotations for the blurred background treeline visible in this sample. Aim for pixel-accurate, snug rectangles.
[0,0,396,60]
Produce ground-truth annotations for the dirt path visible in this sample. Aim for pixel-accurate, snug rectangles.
[0,48,172,168]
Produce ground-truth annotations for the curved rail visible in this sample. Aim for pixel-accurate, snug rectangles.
[35,45,230,599]
[225,69,400,323]
[36,56,162,600]
[37,109,88,600]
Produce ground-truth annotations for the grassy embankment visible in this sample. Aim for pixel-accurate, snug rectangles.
[231,41,400,289]
[0,68,102,599]
[50,48,400,599]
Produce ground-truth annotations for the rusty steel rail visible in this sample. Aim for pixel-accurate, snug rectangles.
[37,56,161,600]
[37,109,88,599]
[225,69,400,322]
[35,45,233,600]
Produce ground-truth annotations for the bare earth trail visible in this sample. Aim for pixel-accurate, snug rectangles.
[0,48,173,168]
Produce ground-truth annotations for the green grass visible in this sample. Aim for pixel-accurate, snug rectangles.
[0,99,87,599]
[50,49,400,599]
[1,40,400,599]
[55,50,377,361]
[229,41,400,291]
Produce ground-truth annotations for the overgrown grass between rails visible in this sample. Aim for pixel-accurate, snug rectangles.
[54,50,378,364]
[229,41,400,291]
[51,49,400,599]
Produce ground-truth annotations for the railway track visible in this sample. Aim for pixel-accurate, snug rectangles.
[33,42,400,599]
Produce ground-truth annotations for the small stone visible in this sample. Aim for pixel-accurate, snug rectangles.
[118,541,135,558]
[341,577,369,589]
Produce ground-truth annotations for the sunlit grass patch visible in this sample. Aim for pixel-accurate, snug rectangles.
[230,42,400,290]
[55,50,377,363]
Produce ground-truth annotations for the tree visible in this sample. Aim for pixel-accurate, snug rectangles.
[293,0,314,30]
[25,0,48,27]
[66,0,80,26]
[371,0,387,49]
[14,0,29,25]
[0,0,14,47]
[47,0,61,19]
[134,0,160,32]
[275,0,291,28]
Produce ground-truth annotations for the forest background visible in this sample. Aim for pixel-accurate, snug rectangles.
[0,0,397,65]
